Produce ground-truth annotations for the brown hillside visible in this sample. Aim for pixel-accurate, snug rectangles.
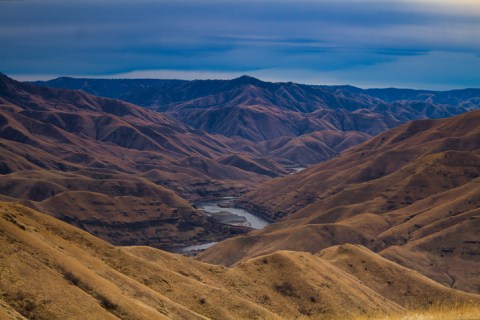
[255,130,371,166]
[198,110,480,293]
[37,76,479,142]
[318,244,478,309]
[2,202,478,319]
[37,75,480,167]
[0,74,285,248]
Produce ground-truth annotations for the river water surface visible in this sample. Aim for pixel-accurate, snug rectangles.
[196,198,270,229]
[178,198,270,254]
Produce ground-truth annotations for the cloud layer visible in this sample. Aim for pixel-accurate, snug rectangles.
[1,0,479,88]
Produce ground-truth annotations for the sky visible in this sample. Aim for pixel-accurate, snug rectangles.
[1,0,480,89]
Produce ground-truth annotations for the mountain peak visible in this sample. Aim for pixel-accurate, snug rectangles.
[231,75,262,85]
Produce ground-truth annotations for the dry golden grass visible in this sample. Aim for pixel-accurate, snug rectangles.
[200,111,480,295]
[356,304,480,320]
[1,201,478,319]
[318,244,480,309]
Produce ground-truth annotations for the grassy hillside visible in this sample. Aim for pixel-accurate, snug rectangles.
[1,201,478,319]
[199,110,480,294]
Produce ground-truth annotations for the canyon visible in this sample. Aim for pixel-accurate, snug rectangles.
[1,73,479,319]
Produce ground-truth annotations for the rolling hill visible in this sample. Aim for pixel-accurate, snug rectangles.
[198,110,480,294]
[4,73,480,312]
[1,201,478,319]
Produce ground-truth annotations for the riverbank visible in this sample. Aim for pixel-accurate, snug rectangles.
[196,198,271,229]
[173,197,271,255]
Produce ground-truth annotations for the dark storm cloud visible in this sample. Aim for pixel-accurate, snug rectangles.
[1,0,479,88]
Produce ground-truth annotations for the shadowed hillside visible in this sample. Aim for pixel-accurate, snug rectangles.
[35,77,479,141]
[35,76,479,166]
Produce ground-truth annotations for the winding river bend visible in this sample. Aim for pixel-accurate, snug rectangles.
[178,198,270,254]
[196,198,270,229]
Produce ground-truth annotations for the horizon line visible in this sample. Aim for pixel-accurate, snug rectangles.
[5,72,480,92]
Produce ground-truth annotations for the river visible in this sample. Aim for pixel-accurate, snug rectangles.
[177,197,270,254]
[196,198,270,229]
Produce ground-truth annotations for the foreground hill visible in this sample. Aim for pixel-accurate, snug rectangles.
[0,73,291,248]
[35,76,479,165]
[198,110,480,293]
[1,201,478,319]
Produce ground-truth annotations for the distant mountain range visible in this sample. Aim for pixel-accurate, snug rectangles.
[35,75,479,140]
[33,76,479,167]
